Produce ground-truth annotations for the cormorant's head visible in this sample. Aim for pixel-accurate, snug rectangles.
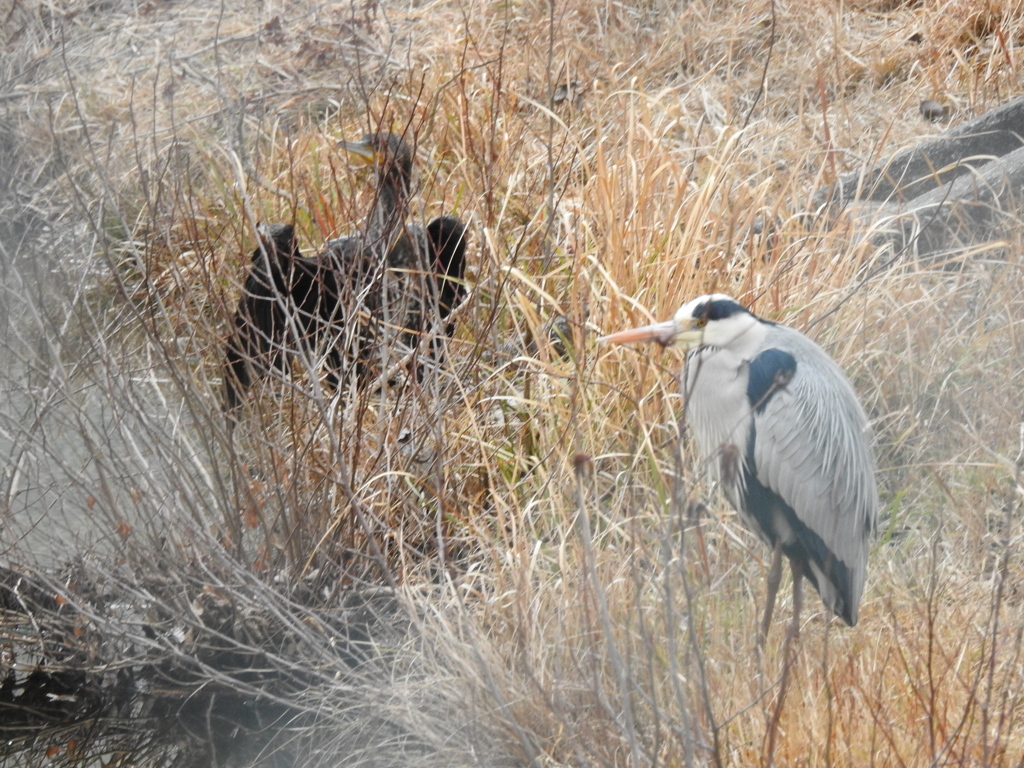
[339,132,414,184]
[598,293,761,351]
[426,215,468,275]
[426,215,469,317]
[255,222,300,261]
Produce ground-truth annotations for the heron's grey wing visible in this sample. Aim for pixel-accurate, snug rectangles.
[749,337,877,615]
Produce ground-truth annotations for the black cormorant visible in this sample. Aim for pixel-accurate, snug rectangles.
[328,133,467,367]
[223,132,468,420]
[222,222,346,416]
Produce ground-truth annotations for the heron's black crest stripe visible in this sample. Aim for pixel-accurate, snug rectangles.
[746,348,797,414]
[742,426,857,625]
[692,297,748,322]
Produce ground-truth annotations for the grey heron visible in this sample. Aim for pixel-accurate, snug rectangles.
[223,132,467,418]
[600,294,877,635]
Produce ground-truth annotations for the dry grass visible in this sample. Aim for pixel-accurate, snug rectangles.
[2,0,1024,765]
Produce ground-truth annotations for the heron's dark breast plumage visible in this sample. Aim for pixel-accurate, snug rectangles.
[745,348,797,414]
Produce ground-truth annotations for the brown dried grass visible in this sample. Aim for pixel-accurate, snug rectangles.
[2,0,1024,765]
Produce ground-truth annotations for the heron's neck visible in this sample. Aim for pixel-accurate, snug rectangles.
[690,316,769,361]
[729,318,770,359]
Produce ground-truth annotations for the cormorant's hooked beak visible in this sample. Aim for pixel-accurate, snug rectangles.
[338,139,378,165]
[598,319,703,349]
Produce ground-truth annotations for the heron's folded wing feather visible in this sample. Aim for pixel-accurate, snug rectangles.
[750,350,877,579]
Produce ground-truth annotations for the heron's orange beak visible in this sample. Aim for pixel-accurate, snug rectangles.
[598,319,681,348]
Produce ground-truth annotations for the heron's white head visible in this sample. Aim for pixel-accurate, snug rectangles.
[598,293,763,352]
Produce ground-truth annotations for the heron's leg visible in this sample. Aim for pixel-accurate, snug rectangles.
[758,545,783,647]
[765,562,803,766]
[788,561,803,641]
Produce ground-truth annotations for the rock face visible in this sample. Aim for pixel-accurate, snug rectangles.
[814,95,1024,259]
